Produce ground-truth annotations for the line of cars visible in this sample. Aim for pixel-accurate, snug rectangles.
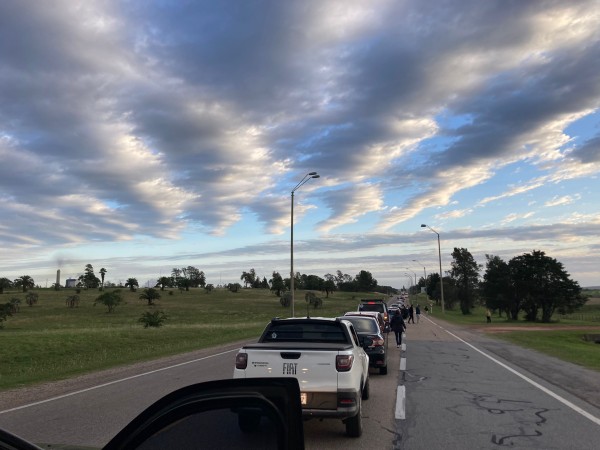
[233,297,392,438]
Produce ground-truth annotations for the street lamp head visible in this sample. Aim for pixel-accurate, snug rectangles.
[420,224,427,227]
[308,172,317,176]
[311,174,320,179]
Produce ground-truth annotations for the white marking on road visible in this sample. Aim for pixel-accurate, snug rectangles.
[0,348,239,415]
[395,385,406,419]
[400,357,406,371]
[437,324,600,427]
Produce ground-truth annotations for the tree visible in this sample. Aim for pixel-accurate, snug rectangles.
[78,264,100,289]
[139,288,161,306]
[270,272,285,297]
[323,274,336,298]
[186,266,206,288]
[336,270,355,291]
[508,250,584,322]
[354,270,378,292]
[241,269,257,288]
[156,276,172,291]
[261,277,270,289]
[94,291,122,313]
[14,275,35,293]
[99,268,107,291]
[449,248,481,315]
[125,278,139,292]
[0,277,13,294]
[481,255,512,317]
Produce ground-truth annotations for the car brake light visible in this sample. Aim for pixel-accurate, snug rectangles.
[336,354,354,372]
[235,352,248,369]
[370,336,385,346]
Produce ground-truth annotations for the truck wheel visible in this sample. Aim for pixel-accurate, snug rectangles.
[345,397,362,437]
[380,365,388,375]
[362,378,370,400]
[238,412,260,433]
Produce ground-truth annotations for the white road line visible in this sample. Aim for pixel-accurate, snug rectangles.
[0,348,239,415]
[400,357,406,371]
[437,324,600,427]
[395,385,406,419]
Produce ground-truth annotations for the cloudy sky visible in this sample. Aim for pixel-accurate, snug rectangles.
[1,0,599,289]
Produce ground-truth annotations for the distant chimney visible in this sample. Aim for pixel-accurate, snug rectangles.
[56,269,61,288]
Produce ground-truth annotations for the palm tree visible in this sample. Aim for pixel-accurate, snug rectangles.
[139,288,161,306]
[14,275,35,293]
[99,268,107,291]
[125,278,139,292]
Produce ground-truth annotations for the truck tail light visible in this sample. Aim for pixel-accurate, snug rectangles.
[336,354,354,372]
[235,352,248,369]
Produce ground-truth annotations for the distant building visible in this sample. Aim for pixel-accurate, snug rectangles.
[65,278,77,288]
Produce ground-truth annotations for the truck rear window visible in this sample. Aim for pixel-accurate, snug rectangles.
[263,322,348,343]
[359,304,385,313]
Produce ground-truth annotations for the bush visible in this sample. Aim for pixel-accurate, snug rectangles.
[25,293,39,307]
[139,310,168,328]
[305,292,323,308]
[228,283,242,293]
[94,291,123,313]
[280,292,292,307]
[9,298,21,313]
[65,295,80,308]
[0,303,13,328]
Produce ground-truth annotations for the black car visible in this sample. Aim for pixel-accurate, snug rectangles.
[338,315,388,375]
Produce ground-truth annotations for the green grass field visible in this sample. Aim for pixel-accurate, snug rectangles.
[0,287,382,391]
[427,298,600,372]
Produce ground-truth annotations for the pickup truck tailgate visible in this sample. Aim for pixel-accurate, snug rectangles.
[242,347,338,391]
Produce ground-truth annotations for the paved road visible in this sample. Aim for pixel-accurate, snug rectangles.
[1,315,599,449]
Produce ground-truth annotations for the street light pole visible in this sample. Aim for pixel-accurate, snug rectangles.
[421,224,445,314]
[404,268,417,289]
[412,259,426,280]
[291,172,320,317]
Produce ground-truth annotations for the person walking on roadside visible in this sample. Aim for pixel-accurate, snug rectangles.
[390,309,406,348]
[408,304,415,324]
[416,304,421,323]
[486,308,492,323]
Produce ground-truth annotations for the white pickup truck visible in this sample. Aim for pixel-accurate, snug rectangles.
[233,317,371,437]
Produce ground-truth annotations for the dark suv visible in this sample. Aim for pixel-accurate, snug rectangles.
[358,299,389,329]
[339,314,388,374]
